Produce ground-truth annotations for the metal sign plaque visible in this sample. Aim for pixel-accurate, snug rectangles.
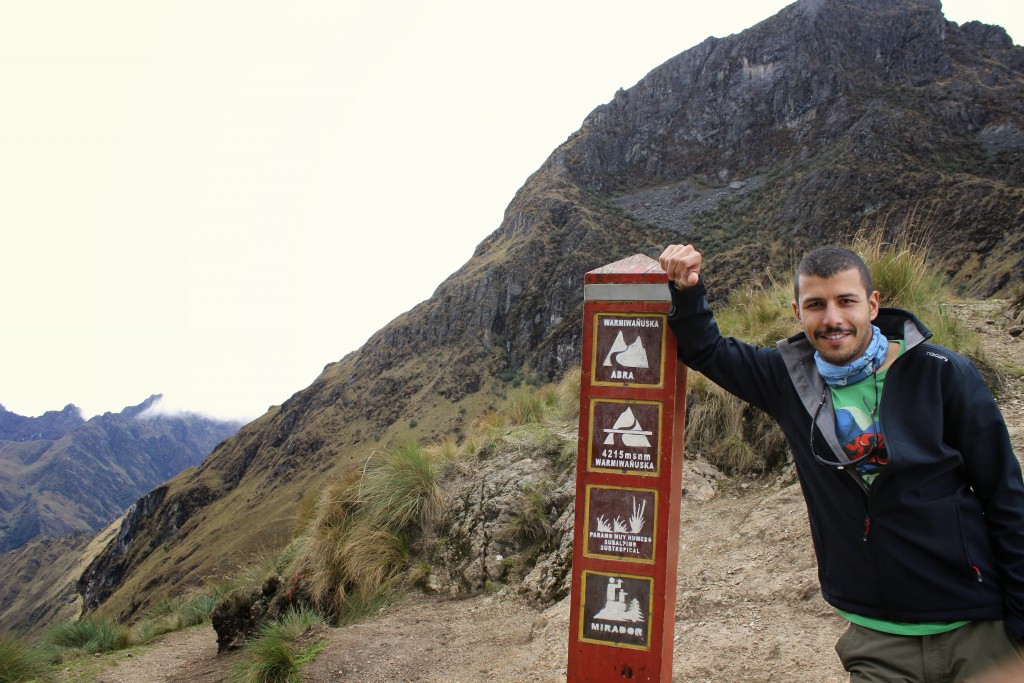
[579,570,654,650]
[589,398,662,475]
[592,313,667,388]
[584,485,657,563]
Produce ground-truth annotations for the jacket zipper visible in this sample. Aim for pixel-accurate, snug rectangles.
[862,371,896,612]
[863,364,892,542]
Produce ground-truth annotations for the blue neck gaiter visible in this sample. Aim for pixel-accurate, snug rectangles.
[814,325,888,387]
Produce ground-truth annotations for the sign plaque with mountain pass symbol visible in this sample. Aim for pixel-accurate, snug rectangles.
[568,254,688,682]
[588,398,662,476]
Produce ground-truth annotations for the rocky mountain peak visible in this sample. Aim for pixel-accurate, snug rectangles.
[117,394,163,419]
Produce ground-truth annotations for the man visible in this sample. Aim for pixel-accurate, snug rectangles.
[660,243,1024,682]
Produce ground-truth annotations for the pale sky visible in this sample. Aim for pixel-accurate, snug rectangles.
[1,1,1020,421]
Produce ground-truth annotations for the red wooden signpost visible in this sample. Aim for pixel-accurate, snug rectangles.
[567,254,688,682]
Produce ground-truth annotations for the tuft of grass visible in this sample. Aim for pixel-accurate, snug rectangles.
[929,305,984,359]
[0,634,47,683]
[332,582,402,626]
[261,608,325,642]
[686,374,786,474]
[1005,284,1024,326]
[716,277,799,346]
[423,436,460,462]
[292,488,322,537]
[555,366,582,420]
[471,410,508,444]
[232,546,292,594]
[505,423,563,458]
[230,608,326,683]
[294,639,328,667]
[335,528,409,609]
[357,444,443,532]
[292,444,441,620]
[231,632,294,683]
[406,561,432,588]
[48,616,131,655]
[553,438,579,472]
[172,585,228,627]
[502,482,554,546]
[504,388,545,426]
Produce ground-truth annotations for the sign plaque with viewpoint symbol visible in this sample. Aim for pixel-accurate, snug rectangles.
[579,570,655,650]
[568,254,688,682]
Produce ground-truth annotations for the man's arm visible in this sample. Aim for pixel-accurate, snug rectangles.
[659,244,786,415]
[946,359,1024,642]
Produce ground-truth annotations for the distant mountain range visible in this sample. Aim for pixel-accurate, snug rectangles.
[0,403,85,442]
[0,396,241,553]
[31,0,1024,623]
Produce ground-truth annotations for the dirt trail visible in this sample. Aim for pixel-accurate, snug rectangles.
[93,626,239,683]
[91,300,1024,682]
[301,480,848,683]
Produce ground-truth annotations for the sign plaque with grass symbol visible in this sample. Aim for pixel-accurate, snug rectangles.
[568,254,688,681]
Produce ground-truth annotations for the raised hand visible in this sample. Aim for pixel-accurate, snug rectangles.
[659,244,703,289]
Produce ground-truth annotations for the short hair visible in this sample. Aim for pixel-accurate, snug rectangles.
[794,246,873,301]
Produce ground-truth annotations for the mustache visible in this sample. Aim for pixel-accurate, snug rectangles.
[815,327,854,337]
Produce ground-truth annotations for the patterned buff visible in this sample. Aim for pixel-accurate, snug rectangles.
[814,325,889,387]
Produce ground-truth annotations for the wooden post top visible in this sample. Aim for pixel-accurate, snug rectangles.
[585,254,670,300]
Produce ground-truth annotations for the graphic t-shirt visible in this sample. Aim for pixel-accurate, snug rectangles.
[829,349,899,486]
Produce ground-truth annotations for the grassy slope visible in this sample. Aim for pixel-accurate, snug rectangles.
[86,170,675,622]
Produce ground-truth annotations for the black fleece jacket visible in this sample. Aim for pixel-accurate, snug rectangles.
[668,280,1024,640]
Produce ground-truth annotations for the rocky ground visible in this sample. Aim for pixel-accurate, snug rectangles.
[90,300,1024,682]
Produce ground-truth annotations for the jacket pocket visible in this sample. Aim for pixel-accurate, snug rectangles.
[956,506,985,592]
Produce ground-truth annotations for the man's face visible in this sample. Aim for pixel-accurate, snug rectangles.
[793,267,880,365]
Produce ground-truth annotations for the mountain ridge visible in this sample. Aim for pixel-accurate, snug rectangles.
[70,0,1024,622]
[0,403,85,442]
[0,395,242,556]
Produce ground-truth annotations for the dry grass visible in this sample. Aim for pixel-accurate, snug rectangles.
[556,366,582,420]
[716,277,799,347]
[685,374,788,474]
[0,634,47,682]
[1004,284,1024,326]
[504,388,546,425]
[423,436,460,462]
[289,444,441,620]
[851,222,950,312]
